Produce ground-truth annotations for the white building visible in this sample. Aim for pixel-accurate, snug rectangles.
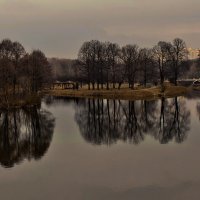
[188,48,200,60]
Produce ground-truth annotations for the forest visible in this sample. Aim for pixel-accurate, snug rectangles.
[0,37,200,108]
[76,38,192,91]
[0,39,52,106]
[50,38,200,93]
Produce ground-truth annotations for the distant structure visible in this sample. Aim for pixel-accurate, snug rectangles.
[187,48,200,60]
[53,81,77,90]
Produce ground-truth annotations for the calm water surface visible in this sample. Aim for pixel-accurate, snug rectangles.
[0,94,200,200]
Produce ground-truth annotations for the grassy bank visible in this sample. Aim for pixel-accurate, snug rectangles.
[0,85,188,109]
[45,85,188,101]
[0,94,41,110]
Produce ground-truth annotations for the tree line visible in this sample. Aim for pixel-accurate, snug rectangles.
[77,38,189,91]
[0,39,52,102]
[49,58,77,82]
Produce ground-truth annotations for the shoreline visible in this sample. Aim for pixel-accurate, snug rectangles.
[0,94,41,110]
[44,85,189,101]
[0,86,190,109]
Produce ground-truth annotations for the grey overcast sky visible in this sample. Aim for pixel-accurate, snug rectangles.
[0,0,199,58]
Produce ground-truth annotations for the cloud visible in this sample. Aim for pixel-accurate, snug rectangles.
[0,0,199,58]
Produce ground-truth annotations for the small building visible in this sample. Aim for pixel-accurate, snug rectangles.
[53,81,78,90]
[188,48,200,60]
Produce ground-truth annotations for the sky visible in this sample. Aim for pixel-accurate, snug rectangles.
[0,0,199,58]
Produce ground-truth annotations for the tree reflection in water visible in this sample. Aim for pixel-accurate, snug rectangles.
[153,97,190,144]
[196,102,200,121]
[74,97,191,145]
[0,106,55,168]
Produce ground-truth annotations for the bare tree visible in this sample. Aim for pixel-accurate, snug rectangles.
[139,48,156,87]
[106,42,121,89]
[12,41,26,94]
[0,38,52,106]
[121,44,139,89]
[0,39,26,95]
[153,41,171,92]
[28,50,51,93]
[171,38,188,85]
[78,41,93,89]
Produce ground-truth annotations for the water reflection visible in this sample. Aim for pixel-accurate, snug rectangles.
[196,102,200,121]
[154,97,190,144]
[73,97,191,145]
[0,106,55,168]
[44,96,80,107]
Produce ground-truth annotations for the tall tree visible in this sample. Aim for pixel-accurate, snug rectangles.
[12,41,26,94]
[106,42,120,89]
[153,41,171,92]
[121,44,139,89]
[78,41,93,90]
[28,50,51,92]
[171,38,188,85]
[139,48,155,87]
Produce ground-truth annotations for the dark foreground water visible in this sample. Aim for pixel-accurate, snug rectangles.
[0,94,200,200]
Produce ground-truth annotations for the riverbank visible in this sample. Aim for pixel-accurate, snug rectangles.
[44,85,189,101]
[0,85,189,109]
[0,94,41,110]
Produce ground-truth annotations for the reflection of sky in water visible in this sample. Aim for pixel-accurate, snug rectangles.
[0,97,200,199]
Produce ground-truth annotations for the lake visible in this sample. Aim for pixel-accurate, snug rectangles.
[0,94,200,200]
